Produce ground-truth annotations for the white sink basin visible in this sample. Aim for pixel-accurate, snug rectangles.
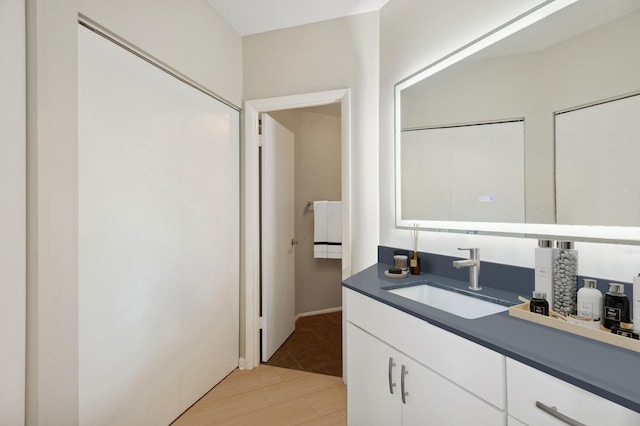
[386,283,510,319]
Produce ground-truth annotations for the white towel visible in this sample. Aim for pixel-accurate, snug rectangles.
[313,201,328,258]
[313,201,342,259]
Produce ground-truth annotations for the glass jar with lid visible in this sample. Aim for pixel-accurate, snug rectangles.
[552,241,578,314]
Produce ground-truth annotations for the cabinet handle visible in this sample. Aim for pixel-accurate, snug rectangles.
[536,401,586,426]
[388,357,396,394]
[401,365,409,404]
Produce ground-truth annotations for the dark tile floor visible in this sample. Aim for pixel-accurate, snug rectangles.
[265,311,343,377]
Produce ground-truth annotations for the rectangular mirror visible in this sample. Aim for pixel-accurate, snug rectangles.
[395,0,640,243]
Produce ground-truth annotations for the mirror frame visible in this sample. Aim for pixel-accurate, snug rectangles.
[394,0,640,245]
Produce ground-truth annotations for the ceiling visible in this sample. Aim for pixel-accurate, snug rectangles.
[207,0,391,36]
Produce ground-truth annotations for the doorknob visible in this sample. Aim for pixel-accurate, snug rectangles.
[291,239,299,246]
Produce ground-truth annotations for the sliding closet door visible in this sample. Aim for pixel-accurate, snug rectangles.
[78,25,238,425]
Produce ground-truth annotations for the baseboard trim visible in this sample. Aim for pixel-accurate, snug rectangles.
[295,306,342,322]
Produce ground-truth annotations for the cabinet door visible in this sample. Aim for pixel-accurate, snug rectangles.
[508,415,527,426]
[347,323,401,426]
[401,355,506,426]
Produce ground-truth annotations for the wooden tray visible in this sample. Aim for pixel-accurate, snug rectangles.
[508,303,640,353]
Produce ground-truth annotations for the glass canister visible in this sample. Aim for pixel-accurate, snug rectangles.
[552,241,578,314]
[393,254,409,272]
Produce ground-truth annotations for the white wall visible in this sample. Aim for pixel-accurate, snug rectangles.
[379,0,640,281]
[25,0,242,423]
[0,0,26,424]
[27,0,80,423]
[80,0,242,106]
[243,12,380,275]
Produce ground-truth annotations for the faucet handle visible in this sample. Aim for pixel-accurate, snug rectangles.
[457,247,479,258]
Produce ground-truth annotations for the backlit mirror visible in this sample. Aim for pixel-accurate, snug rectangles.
[395,0,640,243]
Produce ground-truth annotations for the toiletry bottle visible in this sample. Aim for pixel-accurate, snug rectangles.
[530,291,549,316]
[553,241,578,314]
[634,274,640,332]
[602,283,631,329]
[534,240,554,305]
[577,278,602,320]
[410,251,421,275]
[610,322,639,340]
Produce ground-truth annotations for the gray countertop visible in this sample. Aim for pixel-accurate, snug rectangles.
[342,263,640,413]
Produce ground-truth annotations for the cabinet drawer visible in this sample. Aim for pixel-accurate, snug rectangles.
[346,289,506,409]
[507,358,640,425]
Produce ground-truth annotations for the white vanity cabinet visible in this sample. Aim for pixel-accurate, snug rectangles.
[345,289,507,425]
[347,323,506,425]
[508,415,528,426]
[507,358,640,425]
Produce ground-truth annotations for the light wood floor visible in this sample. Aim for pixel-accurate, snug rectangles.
[172,365,347,426]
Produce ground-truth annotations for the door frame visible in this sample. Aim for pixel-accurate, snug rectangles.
[243,89,351,370]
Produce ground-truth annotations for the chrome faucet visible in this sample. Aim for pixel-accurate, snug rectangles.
[452,248,481,291]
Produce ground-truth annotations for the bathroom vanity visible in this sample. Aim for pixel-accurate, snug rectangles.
[343,264,640,425]
[378,0,640,422]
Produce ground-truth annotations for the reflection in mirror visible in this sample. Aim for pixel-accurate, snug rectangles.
[402,120,525,222]
[396,0,640,238]
[556,93,640,226]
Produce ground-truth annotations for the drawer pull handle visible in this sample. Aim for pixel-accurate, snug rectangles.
[536,401,586,426]
[388,357,396,394]
[401,365,409,404]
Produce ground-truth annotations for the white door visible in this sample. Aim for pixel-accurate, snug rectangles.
[78,25,239,425]
[261,114,296,362]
